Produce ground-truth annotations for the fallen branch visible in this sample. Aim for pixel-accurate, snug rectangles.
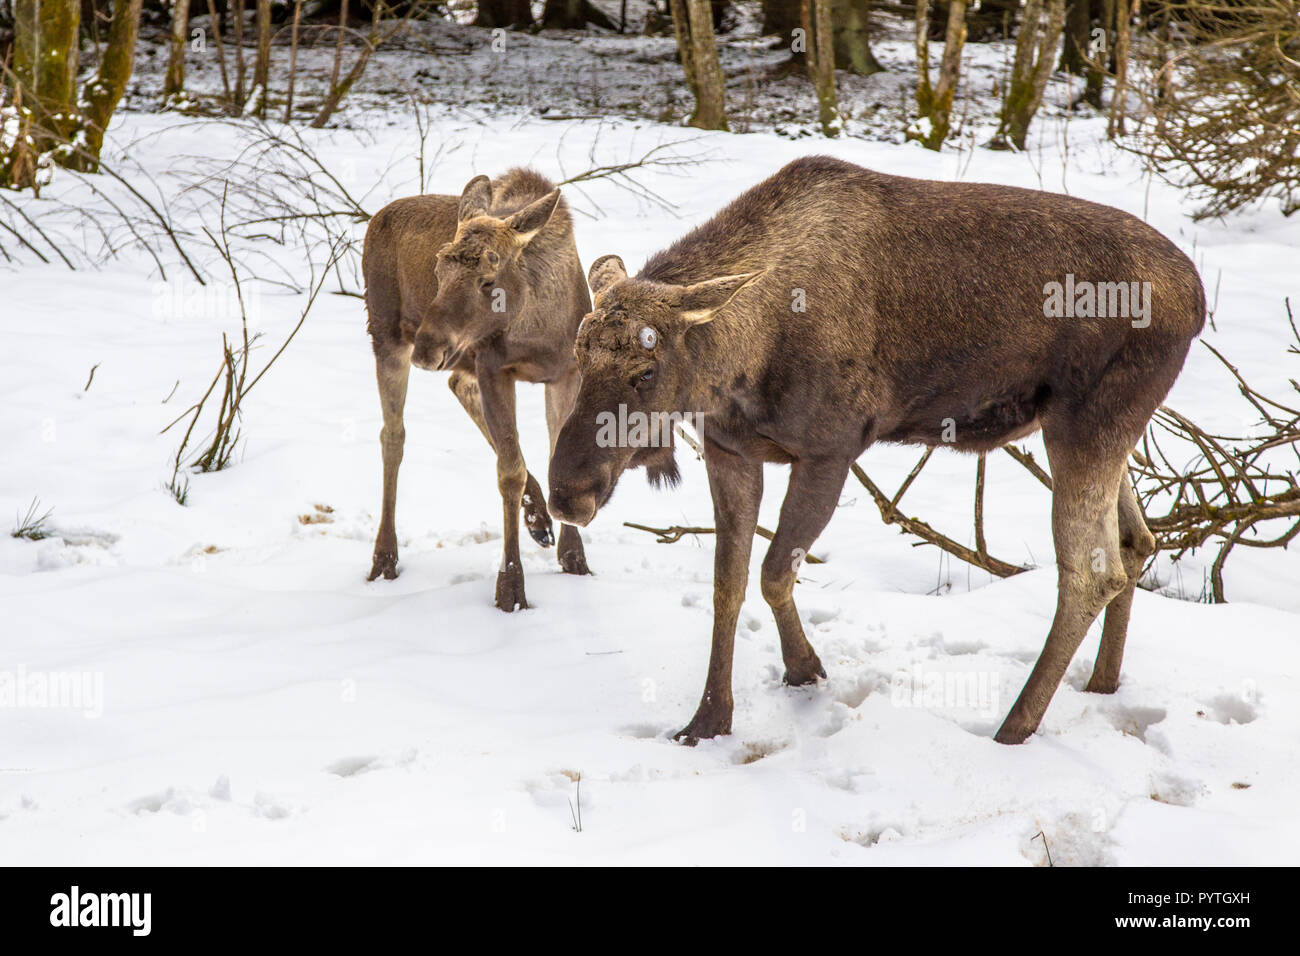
[849,461,1029,579]
[622,521,826,564]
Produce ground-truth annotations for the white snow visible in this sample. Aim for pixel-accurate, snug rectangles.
[2,102,1298,865]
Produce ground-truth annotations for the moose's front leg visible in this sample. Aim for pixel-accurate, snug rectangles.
[675,441,763,745]
[545,367,591,576]
[368,347,412,581]
[476,363,529,612]
[760,457,851,686]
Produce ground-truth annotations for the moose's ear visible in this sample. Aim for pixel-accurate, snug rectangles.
[588,254,628,296]
[505,190,561,245]
[458,175,494,221]
[675,271,765,325]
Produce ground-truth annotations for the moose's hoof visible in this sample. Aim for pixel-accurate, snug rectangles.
[673,708,732,746]
[993,721,1034,745]
[559,549,591,576]
[367,552,399,581]
[1083,675,1120,695]
[495,566,529,612]
[782,655,826,687]
[522,489,554,548]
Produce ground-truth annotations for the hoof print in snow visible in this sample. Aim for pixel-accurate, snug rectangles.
[1149,771,1206,808]
[326,750,416,778]
[128,787,198,816]
[1203,693,1258,725]
[326,755,380,778]
[843,823,907,849]
[253,792,293,820]
[1106,705,1168,742]
[617,723,662,740]
[732,739,790,765]
[1023,815,1114,867]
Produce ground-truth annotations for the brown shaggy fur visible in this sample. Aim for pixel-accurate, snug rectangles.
[551,156,1204,744]
[364,167,593,610]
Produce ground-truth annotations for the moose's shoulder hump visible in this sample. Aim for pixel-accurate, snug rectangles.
[496,167,560,206]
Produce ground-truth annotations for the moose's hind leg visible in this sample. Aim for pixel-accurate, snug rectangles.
[995,442,1130,744]
[758,457,850,687]
[1085,473,1155,694]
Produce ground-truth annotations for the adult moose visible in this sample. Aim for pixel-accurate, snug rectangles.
[364,168,592,610]
[549,156,1204,744]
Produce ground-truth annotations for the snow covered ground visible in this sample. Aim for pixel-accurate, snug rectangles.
[2,99,1298,864]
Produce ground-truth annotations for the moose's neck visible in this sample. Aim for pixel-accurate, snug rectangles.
[639,228,784,422]
[676,304,773,421]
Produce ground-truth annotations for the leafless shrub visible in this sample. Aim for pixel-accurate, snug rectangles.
[162,190,347,493]
[177,119,379,294]
[1127,0,1300,218]
[309,0,436,128]
[175,111,714,296]
[1132,301,1300,600]
[0,113,205,279]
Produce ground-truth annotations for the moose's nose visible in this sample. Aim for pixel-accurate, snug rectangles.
[414,327,465,371]
[548,488,597,528]
[411,336,445,372]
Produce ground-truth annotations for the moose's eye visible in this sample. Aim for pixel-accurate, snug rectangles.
[638,326,658,350]
[485,250,500,267]
[638,368,655,384]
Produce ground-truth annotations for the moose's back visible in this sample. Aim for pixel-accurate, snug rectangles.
[363,195,460,351]
[642,156,1205,452]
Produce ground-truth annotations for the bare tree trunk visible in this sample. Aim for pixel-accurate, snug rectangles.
[912,0,967,150]
[68,0,143,172]
[671,0,727,129]
[802,0,840,136]
[232,0,246,112]
[1059,0,1087,74]
[163,0,191,105]
[324,0,348,109]
[1098,0,1115,70]
[0,69,38,189]
[13,0,80,152]
[311,0,381,129]
[539,0,616,29]
[831,0,881,75]
[1060,0,1104,107]
[760,0,805,70]
[251,0,271,118]
[994,0,1066,150]
[1107,0,1130,137]
[206,0,234,113]
[965,0,1017,40]
[284,0,303,123]
[476,0,532,27]
[668,0,698,94]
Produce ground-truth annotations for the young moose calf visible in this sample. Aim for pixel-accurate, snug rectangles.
[549,156,1204,744]
[364,168,592,610]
